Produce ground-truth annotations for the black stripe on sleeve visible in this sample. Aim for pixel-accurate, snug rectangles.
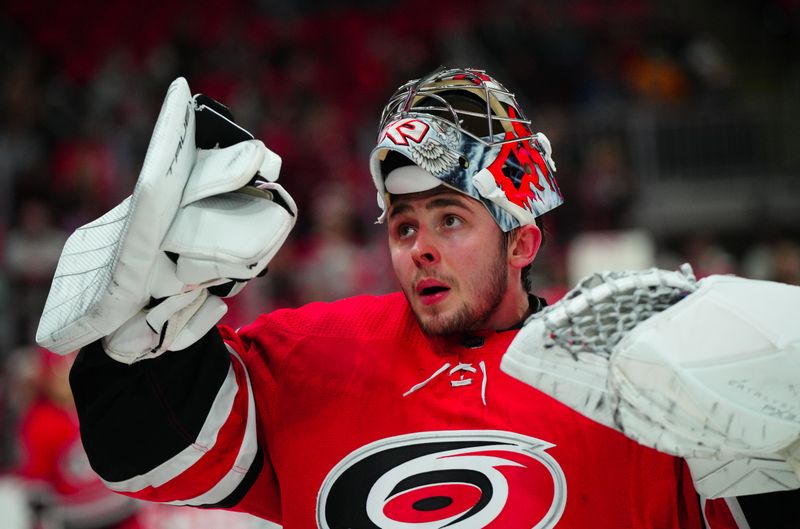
[70,328,232,482]
[198,444,266,509]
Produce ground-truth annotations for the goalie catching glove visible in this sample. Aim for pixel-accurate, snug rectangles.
[501,265,800,498]
[35,78,296,363]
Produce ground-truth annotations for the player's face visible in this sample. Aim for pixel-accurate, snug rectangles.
[387,189,514,335]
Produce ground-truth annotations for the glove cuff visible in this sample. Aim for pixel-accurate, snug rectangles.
[102,290,227,364]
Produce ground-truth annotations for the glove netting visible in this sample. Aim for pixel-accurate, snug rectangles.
[541,265,698,359]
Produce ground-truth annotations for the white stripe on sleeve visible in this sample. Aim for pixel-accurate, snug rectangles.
[102,353,241,492]
[168,349,259,505]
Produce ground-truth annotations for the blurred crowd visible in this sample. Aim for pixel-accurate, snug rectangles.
[1,0,799,527]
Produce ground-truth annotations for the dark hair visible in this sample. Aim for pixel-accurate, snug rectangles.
[502,217,546,293]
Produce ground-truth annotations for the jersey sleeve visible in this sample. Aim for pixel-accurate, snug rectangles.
[69,327,282,522]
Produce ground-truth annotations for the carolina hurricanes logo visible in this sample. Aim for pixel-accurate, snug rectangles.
[317,430,566,529]
[381,118,430,145]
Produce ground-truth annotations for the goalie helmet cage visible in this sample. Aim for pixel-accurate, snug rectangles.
[369,66,563,231]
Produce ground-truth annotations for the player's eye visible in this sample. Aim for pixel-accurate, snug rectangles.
[397,224,416,239]
[442,215,463,229]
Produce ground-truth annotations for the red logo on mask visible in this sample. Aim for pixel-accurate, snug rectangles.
[453,70,494,85]
[486,109,558,209]
[381,119,430,146]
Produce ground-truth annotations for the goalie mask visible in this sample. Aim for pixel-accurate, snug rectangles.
[369,66,563,232]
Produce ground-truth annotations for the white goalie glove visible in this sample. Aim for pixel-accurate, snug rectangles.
[36,77,297,363]
[501,265,800,498]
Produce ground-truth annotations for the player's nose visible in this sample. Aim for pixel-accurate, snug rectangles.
[411,229,440,267]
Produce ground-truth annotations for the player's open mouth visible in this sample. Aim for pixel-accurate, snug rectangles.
[416,279,451,305]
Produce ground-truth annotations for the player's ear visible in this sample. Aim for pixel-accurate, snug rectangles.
[508,224,542,270]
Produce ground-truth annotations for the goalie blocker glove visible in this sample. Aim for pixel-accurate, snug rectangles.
[501,265,800,498]
[36,78,297,363]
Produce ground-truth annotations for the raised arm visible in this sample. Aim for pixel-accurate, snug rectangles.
[36,77,295,522]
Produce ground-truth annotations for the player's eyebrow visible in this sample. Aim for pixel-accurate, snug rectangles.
[388,202,412,219]
[388,196,471,219]
[425,196,471,212]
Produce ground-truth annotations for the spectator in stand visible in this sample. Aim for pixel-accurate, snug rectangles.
[4,199,67,347]
[574,138,634,230]
[14,348,142,529]
[743,237,800,286]
[293,184,389,304]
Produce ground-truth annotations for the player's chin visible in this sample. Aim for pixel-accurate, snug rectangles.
[413,305,466,336]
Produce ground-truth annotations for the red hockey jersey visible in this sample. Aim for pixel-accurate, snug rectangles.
[69,293,788,528]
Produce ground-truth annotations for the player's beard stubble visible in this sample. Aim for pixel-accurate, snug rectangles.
[406,241,508,336]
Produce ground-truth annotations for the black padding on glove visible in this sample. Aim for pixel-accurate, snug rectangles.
[194,94,254,149]
[245,175,295,216]
[207,280,242,298]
